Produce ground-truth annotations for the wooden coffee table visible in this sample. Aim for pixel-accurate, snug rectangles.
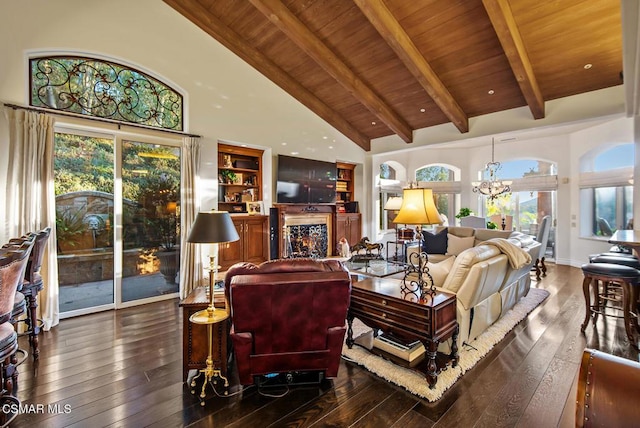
[346,276,458,389]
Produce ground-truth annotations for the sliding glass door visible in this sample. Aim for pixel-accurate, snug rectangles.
[121,140,181,302]
[54,130,181,316]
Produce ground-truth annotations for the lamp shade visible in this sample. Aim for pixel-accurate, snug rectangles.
[393,188,442,226]
[187,211,240,243]
[384,196,403,211]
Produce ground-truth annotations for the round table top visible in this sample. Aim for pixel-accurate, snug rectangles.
[189,308,229,325]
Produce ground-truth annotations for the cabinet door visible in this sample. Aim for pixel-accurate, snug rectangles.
[336,215,349,248]
[244,216,268,264]
[219,219,244,270]
[346,214,361,245]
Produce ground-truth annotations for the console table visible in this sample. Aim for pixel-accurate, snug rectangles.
[346,277,458,389]
[179,286,227,382]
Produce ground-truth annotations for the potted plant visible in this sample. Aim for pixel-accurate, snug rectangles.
[141,173,181,285]
[220,169,236,184]
[154,209,180,285]
[455,207,473,220]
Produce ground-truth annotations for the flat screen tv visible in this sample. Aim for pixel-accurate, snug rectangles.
[276,155,337,204]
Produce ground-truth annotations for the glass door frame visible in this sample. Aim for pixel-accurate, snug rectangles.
[56,122,182,319]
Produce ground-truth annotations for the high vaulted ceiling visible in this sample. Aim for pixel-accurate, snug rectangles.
[164,0,623,152]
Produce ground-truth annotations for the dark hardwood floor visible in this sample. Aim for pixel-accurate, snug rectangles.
[9,264,638,427]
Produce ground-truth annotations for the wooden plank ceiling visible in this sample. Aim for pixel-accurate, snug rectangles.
[164,0,622,151]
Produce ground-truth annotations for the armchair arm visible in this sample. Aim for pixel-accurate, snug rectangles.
[325,325,347,377]
[229,330,254,385]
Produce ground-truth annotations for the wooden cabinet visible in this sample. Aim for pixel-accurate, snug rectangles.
[336,162,355,213]
[218,143,263,214]
[336,213,361,249]
[219,215,269,270]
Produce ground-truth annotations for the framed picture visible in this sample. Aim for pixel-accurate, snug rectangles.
[222,154,233,168]
[246,201,263,215]
[232,173,243,185]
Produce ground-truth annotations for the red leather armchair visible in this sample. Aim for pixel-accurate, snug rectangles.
[225,258,351,385]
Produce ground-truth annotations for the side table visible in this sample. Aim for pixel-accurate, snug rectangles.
[179,286,227,382]
[189,308,229,405]
[385,239,416,263]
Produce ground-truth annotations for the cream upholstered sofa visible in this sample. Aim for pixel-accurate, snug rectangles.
[406,226,540,350]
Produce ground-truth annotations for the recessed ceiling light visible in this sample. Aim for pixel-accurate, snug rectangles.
[420,108,426,113]
[584,63,593,69]
[488,89,495,95]
[281,142,287,146]
[291,151,299,155]
[322,136,328,140]
[328,146,333,149]
[371,121,376,125]
[241,144,247,147]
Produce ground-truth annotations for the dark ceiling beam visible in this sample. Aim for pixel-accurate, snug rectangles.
[354,0,469,133]
[162,0,370,151]
[482,0,545,119]
[248,0,413,144]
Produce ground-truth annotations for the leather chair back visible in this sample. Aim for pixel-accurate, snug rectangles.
[0,241,33,323]
[535,215,551,261]
[226,258,351,385]
[24,227,51,286]
[576,348,640,427]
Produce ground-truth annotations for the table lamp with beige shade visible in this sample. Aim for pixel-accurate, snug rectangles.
[393,188,442,298]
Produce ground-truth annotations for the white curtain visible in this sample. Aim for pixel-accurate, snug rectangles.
[179,136,202,299]
[4,107,59,330]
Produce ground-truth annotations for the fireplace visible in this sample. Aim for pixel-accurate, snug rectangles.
[283,213,332,258]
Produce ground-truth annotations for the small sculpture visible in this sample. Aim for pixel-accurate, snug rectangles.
[350,237,383,258]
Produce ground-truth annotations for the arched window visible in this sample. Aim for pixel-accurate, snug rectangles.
[579,144,634,237]
[415,164,461,228]
[476,159,557,259]
[30,56,183,130]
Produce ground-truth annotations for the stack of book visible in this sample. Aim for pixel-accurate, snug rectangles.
[336,181,348,192]
[372,333,426,367]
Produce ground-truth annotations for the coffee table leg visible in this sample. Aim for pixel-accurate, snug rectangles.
[450,324,459,368]
[346,310,354,349]
[426,339,438,389]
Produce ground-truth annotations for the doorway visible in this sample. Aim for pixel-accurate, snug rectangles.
[54,130,182,316]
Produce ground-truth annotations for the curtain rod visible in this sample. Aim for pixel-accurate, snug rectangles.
[2,102,201,138]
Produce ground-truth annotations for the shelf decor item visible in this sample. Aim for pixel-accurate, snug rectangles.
[231,173,243,185]
[246,201,263,215]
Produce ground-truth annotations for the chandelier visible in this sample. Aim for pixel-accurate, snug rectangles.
[472,138,512,202]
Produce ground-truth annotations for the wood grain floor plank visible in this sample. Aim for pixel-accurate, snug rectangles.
[9,265,638,427]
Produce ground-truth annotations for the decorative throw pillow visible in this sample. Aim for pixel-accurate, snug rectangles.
[422,227,448,254]
[426,256,455,287]
[446,234,475,256]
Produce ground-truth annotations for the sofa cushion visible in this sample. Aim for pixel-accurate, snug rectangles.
[443,244,502,293]
[446,234,475,256]
[474,229,513,246]
[439,226,474,237]
[426,256,455,287]
[422,227,448,254]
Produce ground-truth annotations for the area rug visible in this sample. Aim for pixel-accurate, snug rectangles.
[342,287,550,401]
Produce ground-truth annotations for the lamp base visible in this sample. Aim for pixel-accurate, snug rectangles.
[401,237,436,300]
